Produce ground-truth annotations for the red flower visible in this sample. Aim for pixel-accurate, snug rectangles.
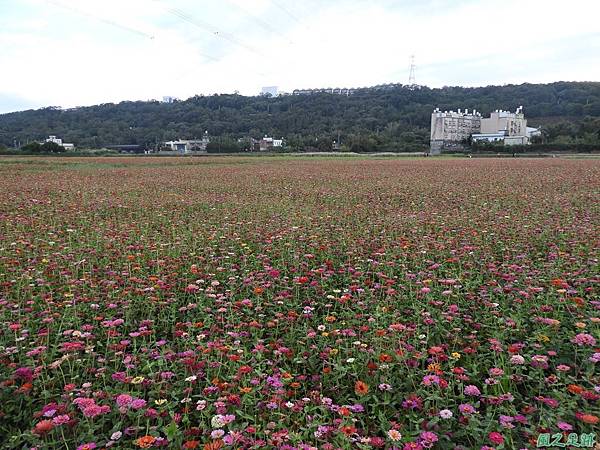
[33,420,54,435]
[488,432,504,445]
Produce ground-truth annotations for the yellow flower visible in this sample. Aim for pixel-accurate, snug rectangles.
[131,376,145,384]
[451,352,461,360]
[321,332,329,337]
[330,349,339,356]
[537,334,550,342]
[154,399,167,405]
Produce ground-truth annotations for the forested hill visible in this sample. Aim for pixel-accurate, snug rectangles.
[1,81,599,151]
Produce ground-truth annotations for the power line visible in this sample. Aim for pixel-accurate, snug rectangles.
[221,0,294,45]
[46,0,155,39]
[269,0,302,24]
[155,2,265,57]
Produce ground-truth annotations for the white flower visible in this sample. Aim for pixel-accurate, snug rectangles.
[110,431,122,441]
[439,409,453,419]
[185,375,197,382]
[387,429,402,441]
[211,415,226,428]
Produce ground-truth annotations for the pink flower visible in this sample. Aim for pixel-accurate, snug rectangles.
[116,394,133,407]
[131,399,147,410]
[82,405,103,418]
[422,375,440,386]
[419,431,438,447]
[76,444,97,450]
[459,403,476,415]
[488,367,504,377]
[464,385,481,396]
[572,333,596,346]
[557,421,573,431]
[52,415,70,426]
[488,432,504,445]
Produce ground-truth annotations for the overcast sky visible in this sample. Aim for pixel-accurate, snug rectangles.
[0,0,599,113]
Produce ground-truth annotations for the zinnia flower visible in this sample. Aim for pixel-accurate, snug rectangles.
[464,385,481,396]
[439,409,453,419]
[135,435,156,448]
[354,380,369,396]
[387,429,402,441]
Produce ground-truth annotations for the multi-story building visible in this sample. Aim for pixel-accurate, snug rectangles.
[473,107,528,145]
[431,106,538,153]
[430,108,482,154]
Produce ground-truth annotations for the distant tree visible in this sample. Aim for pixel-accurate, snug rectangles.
[1,82,599,150]
[206,138,241,153]
[41,141,66,153]
[20,142,42,153]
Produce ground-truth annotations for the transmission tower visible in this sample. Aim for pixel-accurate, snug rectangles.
[408,54,416,86]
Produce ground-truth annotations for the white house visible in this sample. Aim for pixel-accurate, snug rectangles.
[164,133,210,153]
[46,135,75,150]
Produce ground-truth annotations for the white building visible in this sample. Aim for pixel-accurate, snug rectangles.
[164,132,210,153]
[46,135,75,150]
[259,136,284,151]
[431,106,539,152]
[430,108,482,154]
[472,107,530,146]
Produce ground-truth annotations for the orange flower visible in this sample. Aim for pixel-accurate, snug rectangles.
[323,367,332,374]
[339,406,351,416]
[253,287,263,295]
[580,414,599,424]
[183,441,200,449]
[135,435,157,448]
[355,380,369,396]
[379,353,392,363]
[204,440,224,450]
[239,387,252,394]
[568,384,584,395]
[341,425,357,435]
[289,382,301,389]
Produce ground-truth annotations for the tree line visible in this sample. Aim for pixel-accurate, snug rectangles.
[0,81,599,152]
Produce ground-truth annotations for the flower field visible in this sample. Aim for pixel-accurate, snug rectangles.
[0,156,598,450]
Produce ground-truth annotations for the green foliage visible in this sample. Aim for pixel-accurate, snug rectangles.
[18,141,65,153]
[41,141,66,153]
[206,138,242,153]
[0,82,599,151]
[20,142,43,153]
